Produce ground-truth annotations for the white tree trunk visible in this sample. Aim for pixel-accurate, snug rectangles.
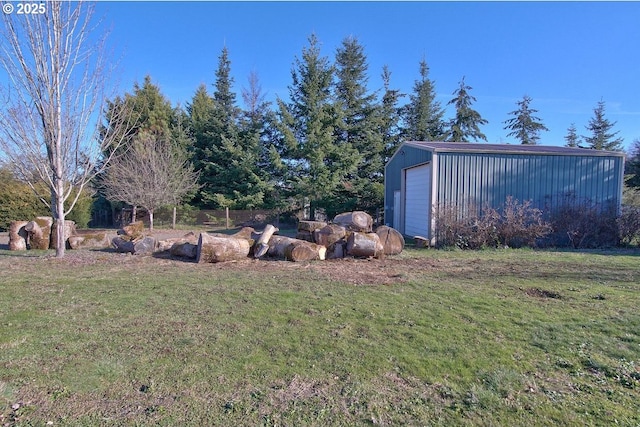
[148,209,154,231]
[0,2,133,258]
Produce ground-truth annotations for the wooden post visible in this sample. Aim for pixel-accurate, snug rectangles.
[172,206,177,229]
[225,207,230,229]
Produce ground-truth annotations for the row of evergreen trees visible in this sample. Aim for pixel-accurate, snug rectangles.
[102,34,626,215]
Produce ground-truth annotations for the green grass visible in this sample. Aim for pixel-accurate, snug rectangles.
[0,247,639,425]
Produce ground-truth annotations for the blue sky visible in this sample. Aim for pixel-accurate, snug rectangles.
[96,1,640,150]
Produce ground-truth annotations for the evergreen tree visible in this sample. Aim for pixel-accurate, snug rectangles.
[238,70,276,208]
[333,36,382,211]
[380,65,404,162]
[503,95,548,145]
[204,46,242,208]
[102,75,174,157]
[564,123,580,148]
[186,84,214,206]
[275,34,356,215]
[128,75,174,136]
[583,100,624,151]
[188,47,267,208]
[187,84,214,152]
[99,77,196,223]
[402,58,446,141]
[624,138,640,189]
[446,76,488,142]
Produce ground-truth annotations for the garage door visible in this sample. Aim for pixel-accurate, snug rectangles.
[405,163,431,238]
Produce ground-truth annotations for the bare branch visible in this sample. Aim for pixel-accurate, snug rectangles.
[0,1,132,257]
[100,131,199,230]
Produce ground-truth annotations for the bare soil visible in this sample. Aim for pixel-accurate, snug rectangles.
[0,229,427,286]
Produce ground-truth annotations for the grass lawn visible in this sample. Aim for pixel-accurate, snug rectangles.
[0,245,639,426]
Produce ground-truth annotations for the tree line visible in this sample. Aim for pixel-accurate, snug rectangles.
[97,34,627,221]
[0,0,634,255]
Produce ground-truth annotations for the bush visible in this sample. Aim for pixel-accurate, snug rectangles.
[434,197,552,249]
[549,198,619,248]
[617,205,640,246]
[434,203,498,249]
[499,196,552,248]
[66,188,93,229]
[0,168,50,231]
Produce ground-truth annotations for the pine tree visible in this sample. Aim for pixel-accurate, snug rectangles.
[275,34,357,214]
[380,65,404,162]
[187,84,214,148]
[402,58,446,141]
[446,76,488,142]
[564,123,580,148]
[195,46,241,208]
[202,47,269,209]
[188,47,266,209]
[503,95,548,145]
[186,84,215,206]
[625,138,640,189]
[238,70,276,208]
[583,100,624,151]
[333,36,382,211]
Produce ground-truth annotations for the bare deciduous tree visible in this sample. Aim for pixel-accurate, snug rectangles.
[100,131,199,231]
[0,1,132,257]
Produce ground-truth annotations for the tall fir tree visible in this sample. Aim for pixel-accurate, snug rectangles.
[583,100,624,151]
[564,123,580,148]
[186,84,214,206]
[188,47,267,208]
[402,58,445,141]
[380,65,404,162]
[446,76,488,142]
[238,70,276,208]
[187,84,214,150]
[275,34,357,215]
[333,36,383,211]
[503,95,548,145]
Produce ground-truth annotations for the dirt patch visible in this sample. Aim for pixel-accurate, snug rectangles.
[523,287,562,299]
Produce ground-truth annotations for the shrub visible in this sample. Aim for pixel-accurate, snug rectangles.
[0,168,50,231]
[498,196,552,248]
[617,205,640,246]
[434,197,552,249]
[434,203,498,249]
[66,188,93,228]
[549,198,619,248]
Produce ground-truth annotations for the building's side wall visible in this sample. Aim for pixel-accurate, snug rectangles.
[434,152,624,215]
[384,145,433,228]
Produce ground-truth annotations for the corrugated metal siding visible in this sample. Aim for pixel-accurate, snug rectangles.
[385,142,624,234]
[435,153,623,214]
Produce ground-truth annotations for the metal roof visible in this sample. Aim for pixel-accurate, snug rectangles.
[402,141,625,157]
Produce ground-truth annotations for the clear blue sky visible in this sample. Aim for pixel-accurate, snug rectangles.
[96,1,640,150]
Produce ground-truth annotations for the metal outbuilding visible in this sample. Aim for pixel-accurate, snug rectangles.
[384,141,625,243]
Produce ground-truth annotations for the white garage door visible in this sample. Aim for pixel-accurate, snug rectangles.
[405,163,431,238]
